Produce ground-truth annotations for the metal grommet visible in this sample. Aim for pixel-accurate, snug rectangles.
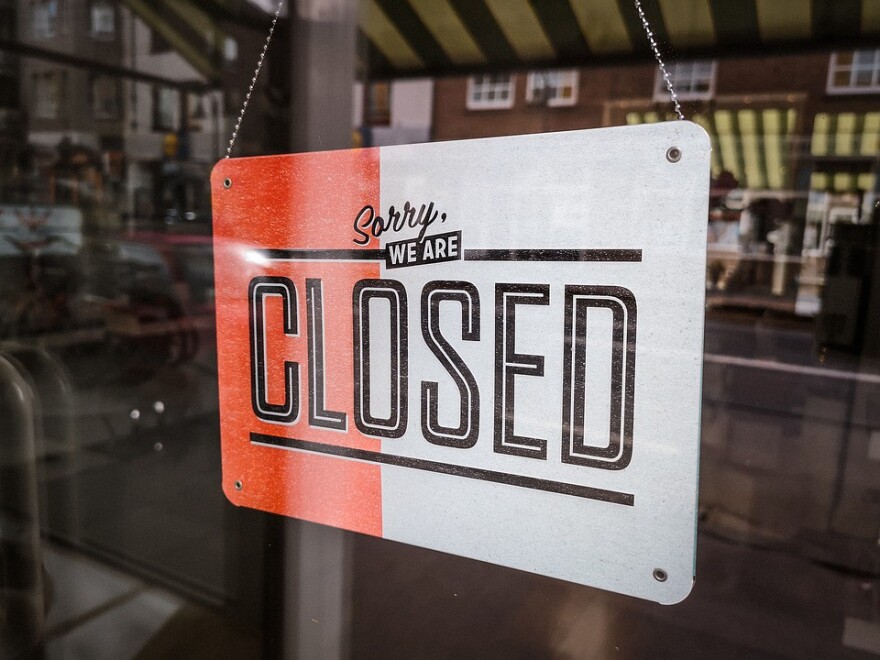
[653,568,668,582]
[234,480,243,491]
[223,178,233,189]
[666,147,682,163]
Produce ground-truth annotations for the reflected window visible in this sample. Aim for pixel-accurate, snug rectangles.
[89,0,115,40]
[654,60,716,101]
[827,50,880,94]
[224,36,238,64]
[32,0,58,39]
[153,86,179,131]
[365,82,390,126]
[466,74,515,110]
[33,71,60,119]
[91,75,120,119]
[526,69,578,107]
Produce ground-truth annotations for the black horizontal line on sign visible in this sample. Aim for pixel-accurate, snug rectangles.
[257,248,642,263]
[464,249,643,262]
[251,432,635,506]
[259,248,386,260]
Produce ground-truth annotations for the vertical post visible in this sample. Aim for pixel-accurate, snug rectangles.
[281,1,358,658]
[288,0,357,152]
[0,355,45,657]
[5,347,79,541]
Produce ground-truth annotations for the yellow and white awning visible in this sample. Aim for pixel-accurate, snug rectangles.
[811,111,880,192]
[125,0,880,80]
[359,0,880,77]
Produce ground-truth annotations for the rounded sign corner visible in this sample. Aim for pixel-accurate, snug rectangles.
[658,576,696,606]
[210,160,234,191]
[678,120,712,153]
[221,479,245,507]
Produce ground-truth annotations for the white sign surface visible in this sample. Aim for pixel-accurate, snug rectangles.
[213,121,710,604]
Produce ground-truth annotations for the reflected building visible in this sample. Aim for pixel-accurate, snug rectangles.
[432,53,880,328]
[353,79,434,147]
[10,0,278,233]
[16,0,125,223]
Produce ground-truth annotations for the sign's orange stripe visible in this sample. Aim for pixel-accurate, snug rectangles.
[212,149,383,537]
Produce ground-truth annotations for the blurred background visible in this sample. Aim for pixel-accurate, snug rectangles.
[0,0,879,657]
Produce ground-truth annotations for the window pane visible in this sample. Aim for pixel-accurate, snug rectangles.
[855,68,874,86]
[90,1,115,38]
[1,5,880,660]
[833,69,852,87]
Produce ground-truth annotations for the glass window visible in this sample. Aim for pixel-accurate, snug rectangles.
[90,0,115,40]
[2,3,880,658]
[466,73,515,110]
[828,49,880,93]
[223,36,238,64]
[91,75,119,119]
[33,71,60,119]
[32,0,58,39]
[526,69,578,107]
[653,60,716,101]
[365,81,391,125]
[152,86,179,132]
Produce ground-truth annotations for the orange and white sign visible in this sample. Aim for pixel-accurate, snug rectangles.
[212,123,710,603]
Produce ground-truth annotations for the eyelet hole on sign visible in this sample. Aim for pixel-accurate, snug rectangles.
[653,568,668,582]
[223,178,233,189]
[666,147,681,163]
[234,480,243,491]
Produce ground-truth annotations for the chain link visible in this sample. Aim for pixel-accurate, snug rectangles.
[226,0,286,158]
[226,0,681,158]
[633,0,684,121]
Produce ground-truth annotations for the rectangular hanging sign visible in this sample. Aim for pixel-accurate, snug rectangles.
[212,122,710,604]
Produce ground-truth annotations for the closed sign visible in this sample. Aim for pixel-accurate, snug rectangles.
[212,122,710,603]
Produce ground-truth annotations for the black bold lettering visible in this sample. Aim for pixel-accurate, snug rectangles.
[494,284,549,459]
[249,276,299,424]
[353,279,408,438]
[420,281,480,448]
[562,286,637,470]
[306,279,347,431]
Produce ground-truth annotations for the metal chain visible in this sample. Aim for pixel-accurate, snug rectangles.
[633,0,684,121]
[226,0,680,156]
[225,0,285,158]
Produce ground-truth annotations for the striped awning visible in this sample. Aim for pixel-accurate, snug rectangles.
[360,0,880,78]
[626,109,880,192]
[811,111,880,192]
[812,112,880,158]
[121,0,880,81]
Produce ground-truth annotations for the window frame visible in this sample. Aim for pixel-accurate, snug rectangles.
[827,50,880,95]
[152,85,180,132]
[365,81,391,126]
[89,0,117,41]
[525,69,579,108]
[466,74,516,111]
[90,74,121,120]
[652,60,717,102]
[32,0,59,40]
[33,70,60,119]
